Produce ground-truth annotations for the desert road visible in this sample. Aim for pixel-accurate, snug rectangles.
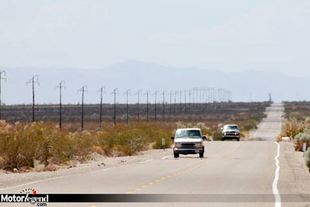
[1,103,310,207]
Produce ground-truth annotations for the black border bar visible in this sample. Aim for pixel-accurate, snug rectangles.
[3,194,308,203]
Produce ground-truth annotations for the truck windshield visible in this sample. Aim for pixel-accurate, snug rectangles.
[175,130,202,139]
[224,125,239,130]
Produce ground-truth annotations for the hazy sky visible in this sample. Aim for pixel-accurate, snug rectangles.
[0,0,309,76]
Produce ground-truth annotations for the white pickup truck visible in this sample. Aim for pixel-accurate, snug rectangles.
[171,128,207,158]
[221,124,240,141]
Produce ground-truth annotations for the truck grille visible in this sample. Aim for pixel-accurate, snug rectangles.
[181,143,195,148]
[225,131,238,135]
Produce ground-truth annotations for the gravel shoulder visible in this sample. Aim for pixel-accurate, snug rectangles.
[279,142,310,192]
[279,142,310,207]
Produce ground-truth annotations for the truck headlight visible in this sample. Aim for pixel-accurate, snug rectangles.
[174,143,181,148]
[195,143,202,147]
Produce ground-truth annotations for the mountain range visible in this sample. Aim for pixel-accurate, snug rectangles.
[2,60,308,104]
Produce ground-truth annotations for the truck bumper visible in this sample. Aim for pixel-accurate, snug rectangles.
[173,147,204,155]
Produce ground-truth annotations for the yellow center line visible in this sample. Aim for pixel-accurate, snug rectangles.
[126,160,204,194]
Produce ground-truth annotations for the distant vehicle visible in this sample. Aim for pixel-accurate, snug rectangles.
[221,124,240,141]
[171,128,207,158]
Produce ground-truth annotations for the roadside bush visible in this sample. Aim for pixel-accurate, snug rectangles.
[241,119,258,131]
[288,112,303,120]
[0,122,53,170]
[294,129,310,151]
[176,121,186,129]
[152,137,172,149]
[280,118,304,139]
[96,122,174,155]
[194,122,212,136]
[0,121,95,170]
[212,130,223,141]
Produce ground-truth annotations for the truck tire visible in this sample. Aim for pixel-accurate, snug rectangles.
[199,153,204,158]
[174,153,179,158]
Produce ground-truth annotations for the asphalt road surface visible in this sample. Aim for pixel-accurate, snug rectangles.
[1,103,309,207]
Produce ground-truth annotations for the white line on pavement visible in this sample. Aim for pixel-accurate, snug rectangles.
[0,175,65,192]
[273,142,281,207]
[161,155,170,160]
[0,167,113,192]
[139,159,153,164]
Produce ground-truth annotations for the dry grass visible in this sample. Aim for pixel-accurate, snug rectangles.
[279,117,310,151]
[0,121,176,171]
[279,118,304,140]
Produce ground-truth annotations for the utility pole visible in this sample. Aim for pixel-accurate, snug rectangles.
[135,90,142,121]
[144,91,150,121]
[26,75,39,122]
[203,88,208,111]
[169,91,173,118]
[188,90,192,113]
[56,80,65,129]
[179,90,182,113]
[195,88,199,106]
[0,71,7,120]
[192,88,195,104]
[125,89,131,125]
[184,89,187,112]
[211,88,215,103]
[162,91,166,120]
[174,91,177,114]
[78,85,87,130]
[154,91,158,121]
[112,88,118,126]
[199,88,202,105]
[268,93,272,103]
[99,87,105,128]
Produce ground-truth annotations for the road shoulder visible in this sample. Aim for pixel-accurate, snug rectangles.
[279,142,310,202]
[0,149,170,192]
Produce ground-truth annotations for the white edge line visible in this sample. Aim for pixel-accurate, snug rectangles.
[139,159,153,164]
[0,167,113,192]
[0,175,66,192]
[161,155,170,160]
[273,142,281,207]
